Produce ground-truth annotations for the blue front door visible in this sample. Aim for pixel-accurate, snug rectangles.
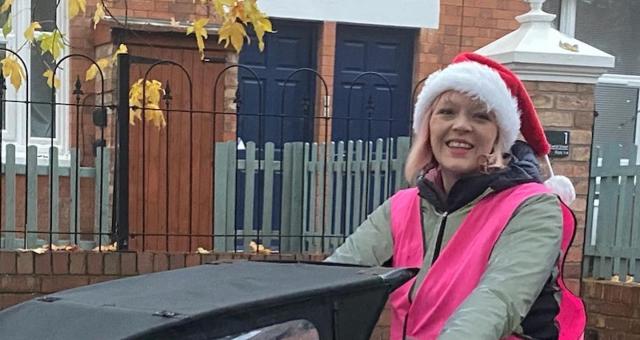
[238,20,318,146]
[332,24,415,142]
[236,20,318,249]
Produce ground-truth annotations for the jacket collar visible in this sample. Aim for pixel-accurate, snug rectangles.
[417,141,542,213]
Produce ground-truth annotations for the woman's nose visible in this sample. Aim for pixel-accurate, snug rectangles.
[451,115,472,132]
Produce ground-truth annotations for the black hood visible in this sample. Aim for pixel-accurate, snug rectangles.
[418,141,543,213]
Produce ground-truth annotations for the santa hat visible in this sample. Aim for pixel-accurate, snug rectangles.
[413,52,575,204]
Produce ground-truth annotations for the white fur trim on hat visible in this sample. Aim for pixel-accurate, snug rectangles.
[413,61,521,152]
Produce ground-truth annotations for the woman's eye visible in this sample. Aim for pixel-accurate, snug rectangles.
[437,109,454,115]
[474,112,491,121]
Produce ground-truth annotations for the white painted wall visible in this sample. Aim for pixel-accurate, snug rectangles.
[259,0,439,29]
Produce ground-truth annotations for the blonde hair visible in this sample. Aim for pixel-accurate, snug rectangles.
[404,96,439,185]
[404,92,508,185]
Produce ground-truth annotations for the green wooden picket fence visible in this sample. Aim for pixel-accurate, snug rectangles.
[214,137,411,253]
[0,144,111,250]
[583,143,640,282]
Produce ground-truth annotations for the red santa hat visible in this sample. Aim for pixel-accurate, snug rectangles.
[413,52,575,204]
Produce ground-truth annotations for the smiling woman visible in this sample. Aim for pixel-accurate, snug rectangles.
[426,92,500,193]
[326,53,586,339]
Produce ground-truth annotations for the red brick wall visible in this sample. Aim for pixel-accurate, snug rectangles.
[527,81,595,295]
[0,250,326,309]
[414,0,529,80]
[583,279,640,339]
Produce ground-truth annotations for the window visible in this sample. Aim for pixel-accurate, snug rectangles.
[575,0,640,76]
[544,0,640,145]
[542,0,561,29]
[2,0,70,162]
[214,319,320,340]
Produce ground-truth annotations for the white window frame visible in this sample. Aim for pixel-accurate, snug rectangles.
[554,0,640,146]
[558,0,576,37]
[1,0,70,165]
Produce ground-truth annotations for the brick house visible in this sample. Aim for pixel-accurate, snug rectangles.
[64,0,536,252]
[0,0,542,251]
[1,0,640,337]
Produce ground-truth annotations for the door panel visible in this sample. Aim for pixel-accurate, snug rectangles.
[239,20,318,146]
[332,24,415,142]
[125,33,227,252]
[237,20,318,249]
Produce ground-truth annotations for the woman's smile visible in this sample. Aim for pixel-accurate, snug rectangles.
[446,139,474,156]
[428,91,500,188]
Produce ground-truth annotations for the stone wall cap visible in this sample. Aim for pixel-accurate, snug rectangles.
[476,0,614,73]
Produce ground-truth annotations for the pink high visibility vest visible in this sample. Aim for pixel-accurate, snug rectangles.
[388,183,585,340]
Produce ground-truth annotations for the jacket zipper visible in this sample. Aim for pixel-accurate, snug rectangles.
[431,211,449,264]
[402,210,448,339]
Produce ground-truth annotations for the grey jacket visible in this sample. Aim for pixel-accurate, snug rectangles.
[327,142,564,339]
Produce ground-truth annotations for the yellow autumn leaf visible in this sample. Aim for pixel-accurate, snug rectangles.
[218,21,246,53]
[24,21,41,43]
[129,79,144,125]
[69,0,87,19]
[196,247,212,254]
[249,241,272,255]
[213,0,236,17]
[43,69,61,89]
[129,107,142,125]
[111,43,128,62]
[243,0,259,18]
[16,247,49,254]
[213,1,225,17]
[242,0,273,51]
[93,2,106,29]
[146,103,167,128]
[93,242,117,252]
[38,30,64,60]
[129,78,166,129]
[186,18,209,59]
[0,0,12,13]
[145,79,164,104]
[1,56,24,90]
[115,43,128,55]
[253,17,272,51]
[85,57,110,81]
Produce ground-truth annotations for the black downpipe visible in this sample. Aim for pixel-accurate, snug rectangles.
[116,53,130,250]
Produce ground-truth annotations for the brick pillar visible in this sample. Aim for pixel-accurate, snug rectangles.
[315,21,336,143]
[222,52,239,142]
[526,81,595,295]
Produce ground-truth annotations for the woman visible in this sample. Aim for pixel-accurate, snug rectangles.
[326,53,585,339]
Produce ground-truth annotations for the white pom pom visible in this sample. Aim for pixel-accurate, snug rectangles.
[544,175,576,205]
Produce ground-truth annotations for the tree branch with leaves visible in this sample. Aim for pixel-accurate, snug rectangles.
[0,0,273,128]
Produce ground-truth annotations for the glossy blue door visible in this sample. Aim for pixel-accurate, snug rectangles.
[236,20,318,249]
[238,20,318,146]
[332,25,415,142]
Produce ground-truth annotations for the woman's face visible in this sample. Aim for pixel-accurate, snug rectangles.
[428,91,499,179]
